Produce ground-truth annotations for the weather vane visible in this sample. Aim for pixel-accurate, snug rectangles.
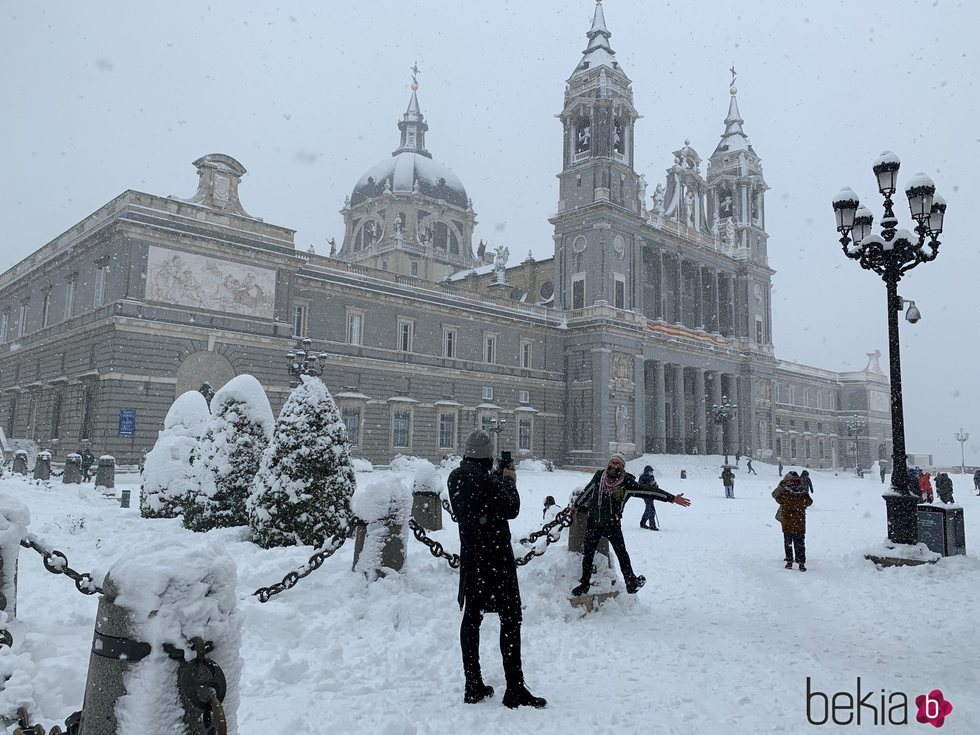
[730,64,737,87]
[411,61,420,86]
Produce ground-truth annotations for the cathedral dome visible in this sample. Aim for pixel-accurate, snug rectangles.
[350,151,468,209]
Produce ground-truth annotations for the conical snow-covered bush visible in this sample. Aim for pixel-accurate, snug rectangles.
[140,390,210,519]
[183,375,274,533]
[248,375,355,549]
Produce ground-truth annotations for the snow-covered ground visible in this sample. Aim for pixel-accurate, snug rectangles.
[2,455,978,734]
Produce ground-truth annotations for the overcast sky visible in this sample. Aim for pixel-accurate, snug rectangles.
[2,1,977,465]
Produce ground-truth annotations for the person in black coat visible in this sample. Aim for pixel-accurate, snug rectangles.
[637,465,660,530]
[448,429,546,709]
[800,470,814,494]
[571,453,691,596]
[80,448,95,482]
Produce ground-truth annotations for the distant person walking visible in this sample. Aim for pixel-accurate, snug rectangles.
[778,460,784,477]
[935,472,955,504]
[746,458,757,475]
[80,448,95,482]
[973,469,980,495]
[800,470,814,494]
[880,465,887,484]
[721,466,735,499]
[918,471,934,504]
[773,472,813,572]
[637,465,660,531]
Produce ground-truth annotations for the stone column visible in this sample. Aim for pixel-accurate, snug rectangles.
[657,250,665,320]
[710,371,723,454]
[672,364,686,454]
[674,255,684,325]
[694,369,707,455]
[715,271,723,335]
[696,263,705,329]
[652,361,666,453]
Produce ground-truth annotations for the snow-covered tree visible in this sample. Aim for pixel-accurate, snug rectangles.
[183,375,274,533]
[248,375,355,549]
[140,390,210,519]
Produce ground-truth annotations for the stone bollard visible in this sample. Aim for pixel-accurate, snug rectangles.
[33,451,52,481]
[64,454,83,484]
[95,455,115,492]
[351,477,411,581]
[120,489,131,509]
[12,451,28,476]
[78,540,241,735]
[0,494,31,622]
[680,469,687,479]
[411,491,443,531]
[567,506,610,561]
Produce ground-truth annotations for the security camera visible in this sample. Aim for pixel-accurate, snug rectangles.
[904,300,921,324]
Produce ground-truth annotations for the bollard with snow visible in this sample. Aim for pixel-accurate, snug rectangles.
[566,488,610,560]
[0,495,30,622]
[351,476,411,580]
[120,488,131,509]
[94,455,115,493]
[64,453,83,484]
[33,451,52,481]
[77,539,241,735]
[12,451,28,476]
[410,462,443,531]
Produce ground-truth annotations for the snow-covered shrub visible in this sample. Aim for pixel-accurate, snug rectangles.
[438,454,462,471]
[140,390,210,519]
[389,455,428,474]
[351,457,374,473]
[183,375,273,533]
[351,475,411,581]
[517,457,554,472]
[248,376,355,549]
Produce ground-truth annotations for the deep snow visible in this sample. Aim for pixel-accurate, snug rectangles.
[2,455,978,734]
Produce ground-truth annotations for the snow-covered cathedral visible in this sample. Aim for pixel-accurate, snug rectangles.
[0,3,891,470]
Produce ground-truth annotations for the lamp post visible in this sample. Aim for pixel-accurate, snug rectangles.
[954,428,969,475]
[833,150,946,544]
[486,417,507,459]
[711,395,738,465]
[286,337,327,385]
[845,416,867,475]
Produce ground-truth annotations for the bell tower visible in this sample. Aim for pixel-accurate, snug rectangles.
[552,1,642,312]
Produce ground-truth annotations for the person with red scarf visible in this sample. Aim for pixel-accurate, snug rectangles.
[570,453,691,596]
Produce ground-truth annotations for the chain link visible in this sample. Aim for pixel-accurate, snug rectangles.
[407,519,460,568]
[12,705,80,735]
[252,519,365,603]
[514,507,574,566]
[19,536,103,596]
[441,497,457,523]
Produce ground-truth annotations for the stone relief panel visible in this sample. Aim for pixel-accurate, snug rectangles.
[145,246,276,318]
[869,390,889,413]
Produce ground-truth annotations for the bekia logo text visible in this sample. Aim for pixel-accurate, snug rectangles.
[807,677,953,727]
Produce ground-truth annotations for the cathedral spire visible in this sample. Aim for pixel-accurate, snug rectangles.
[572,1,622,77]
[712,78,754,156]
[393,64,431,159]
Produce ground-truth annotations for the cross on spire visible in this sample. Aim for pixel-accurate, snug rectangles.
[410,61,421,86]
[730,64,737,87]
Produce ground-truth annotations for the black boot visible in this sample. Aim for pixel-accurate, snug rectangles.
[625,575,646,594]
[464,680,495,704]
[503,682,547,709]
[571,580,591,596]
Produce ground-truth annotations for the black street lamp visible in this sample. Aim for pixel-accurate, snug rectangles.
[833,150,946,544]
[711,395,738,465]
[287,337,327,384]
[845,416,867,476]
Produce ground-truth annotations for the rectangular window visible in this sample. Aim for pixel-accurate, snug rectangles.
[519,390,530,404]
[0,312,8,344]
[438,412,456,449]
[791,438,798,458]
[520,339,532,369]
[788,386,796,405]
[397,318,414,352]
[41,290,52,328]
[572,273,586,310]
[94,264,109,307]
[482,386,493,401]
[347,311,363,345]
[341,405,361,446]
[805,439,812,460]
[518,417,532,451]
[292,305,307,337]
[64,277,76,319]
[804,389,811,407]
[756,317,764,344]
[759,420,770,449]
[804,421,810,433]
[410,261,419,276]
[50,392,63,440]
[17,301,28,337]
[817,422,823,433]
[775,438,782,458]
[443,327,457,358]
[613,274,626,310]
[483,333,497,364]
[392,409,411,448]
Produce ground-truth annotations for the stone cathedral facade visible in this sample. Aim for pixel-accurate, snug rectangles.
[0,4,891,469]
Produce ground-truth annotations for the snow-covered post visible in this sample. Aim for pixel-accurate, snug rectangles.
[63,453,83,484]
[351,476,411,580]
[95,455,115,492]
[410,461,443,531]
[78,539,241,735]
[567,487,609,560]
[0,495,30,622]
[12,451,28,476]
[32,451,51,481]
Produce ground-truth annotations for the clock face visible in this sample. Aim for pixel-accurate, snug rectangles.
[753,284,763,303]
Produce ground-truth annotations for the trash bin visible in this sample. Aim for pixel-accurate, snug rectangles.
[916,504,967,556]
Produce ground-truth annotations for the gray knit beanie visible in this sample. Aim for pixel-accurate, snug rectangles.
[608,452,627,466]
[463,429,494,459]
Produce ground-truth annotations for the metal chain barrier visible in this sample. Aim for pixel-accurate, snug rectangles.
[441,498,457,524]
[12,706,80,735]
[171,636,228,735]
[407,519,460,568]
[252,518,366,603]
[19,536,103,596]
[515,507,575,567]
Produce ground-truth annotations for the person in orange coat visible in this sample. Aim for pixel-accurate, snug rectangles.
[773,472,814,572]
[918,471,934,503]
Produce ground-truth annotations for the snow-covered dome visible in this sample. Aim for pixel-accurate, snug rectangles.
[350,152,468,209]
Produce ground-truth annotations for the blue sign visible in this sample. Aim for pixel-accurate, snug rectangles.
[118,409,137,436]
